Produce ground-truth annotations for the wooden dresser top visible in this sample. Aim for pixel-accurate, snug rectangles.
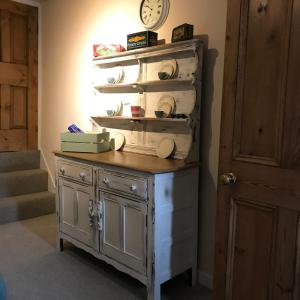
[53,151,199,174]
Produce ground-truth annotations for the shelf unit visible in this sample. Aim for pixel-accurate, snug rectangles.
[92,39,203,162]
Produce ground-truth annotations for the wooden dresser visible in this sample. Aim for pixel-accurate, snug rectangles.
[54,39,203,300]
[54,151,199,300]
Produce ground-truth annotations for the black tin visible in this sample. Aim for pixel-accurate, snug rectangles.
[171,24,194,43]
[127,31,158,51]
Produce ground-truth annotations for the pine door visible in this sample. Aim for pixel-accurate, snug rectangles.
[0,0,38,151]
[214,0,300,299]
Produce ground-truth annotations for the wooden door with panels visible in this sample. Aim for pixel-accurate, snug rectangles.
[0,0,38,151]
[214,0,300,299]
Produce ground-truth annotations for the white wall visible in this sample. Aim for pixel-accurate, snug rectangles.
[40,0,227,287]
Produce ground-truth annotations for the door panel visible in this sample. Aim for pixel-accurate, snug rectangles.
[11,87,27,129]
[103,198,122,250]
[101,192,147,274]
[227,199,276,300]
[60,183,76,228]
[282,0,300,169]
[59,179,94,247]
[76,190,91,235]
[214,0,300,299]
[11,13,28,64]
[123,204,146,260]
[234,0,292,164]
[0,0,37,151]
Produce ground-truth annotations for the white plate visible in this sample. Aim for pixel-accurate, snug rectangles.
[114,101,123,116]
[112,133,125,151]
[160,64,174,79]
[156,138,175,159]
[157,95,175,116]
[159,59,177,79]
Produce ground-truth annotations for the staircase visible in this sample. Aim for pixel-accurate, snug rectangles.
[0,151,55,224]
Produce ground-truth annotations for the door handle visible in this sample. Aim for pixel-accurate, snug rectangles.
[221,173,237,185]
[257,1,268,13]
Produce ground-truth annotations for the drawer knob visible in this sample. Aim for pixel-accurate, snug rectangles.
[79,172,86,181]
[103,178,109,185]
[59,168,65,175]
[130,184,137,192]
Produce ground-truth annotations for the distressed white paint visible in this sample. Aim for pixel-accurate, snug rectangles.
[92,40,202,162]
[55,156,199,300]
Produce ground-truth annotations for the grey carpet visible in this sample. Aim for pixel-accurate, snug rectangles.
[0,214,211,300]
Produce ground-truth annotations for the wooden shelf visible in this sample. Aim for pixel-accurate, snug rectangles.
[93,39,203,66]
[94,79,194,93]
[91,115,190,124]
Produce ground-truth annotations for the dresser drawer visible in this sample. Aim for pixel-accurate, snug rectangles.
[57,160,93,185]
[98,170,147,200]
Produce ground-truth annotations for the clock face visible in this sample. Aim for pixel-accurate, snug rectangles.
[140,0,169,30]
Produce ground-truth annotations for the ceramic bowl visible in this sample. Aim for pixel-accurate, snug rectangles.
[106,77,116,84]
[158,72,169,80]
[106,110,115,116]
[154,110,165,118]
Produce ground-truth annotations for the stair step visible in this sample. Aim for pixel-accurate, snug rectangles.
[0,191,55,224]
[0,151,40,172]
[0,169,48,198]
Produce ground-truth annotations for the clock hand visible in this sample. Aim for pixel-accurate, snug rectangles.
[144,5,153,10]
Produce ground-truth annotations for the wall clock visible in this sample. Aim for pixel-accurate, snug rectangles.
[140,0,170,30]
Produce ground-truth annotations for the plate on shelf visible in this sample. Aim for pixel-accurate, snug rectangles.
[107,100,122,116]
[111,132,125,151]
[114,101,123,116]
[156,138,175,159]
[123,63,141,84]
[158,59,178,80]
[106,66,124,84]
[157,95,175,117]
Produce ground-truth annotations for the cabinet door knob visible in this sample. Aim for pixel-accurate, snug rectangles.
[103,177,109,185]
[79,172,86,181]
[130,184,137,192]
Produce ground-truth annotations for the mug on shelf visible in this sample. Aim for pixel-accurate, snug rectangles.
[130,106,142,117]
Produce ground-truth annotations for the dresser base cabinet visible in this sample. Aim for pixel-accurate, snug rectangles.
[55,155,199,300]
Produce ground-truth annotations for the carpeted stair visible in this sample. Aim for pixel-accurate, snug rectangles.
[0,151,55,224]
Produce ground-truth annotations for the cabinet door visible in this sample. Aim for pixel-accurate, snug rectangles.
[100,192,147,274]
[59,179,95,247]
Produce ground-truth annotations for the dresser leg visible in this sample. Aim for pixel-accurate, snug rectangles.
[57,237,64,252]
[147,282,161,300]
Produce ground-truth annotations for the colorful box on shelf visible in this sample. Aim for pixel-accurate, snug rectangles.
[60,132,110,153]
[127,31,157,50]
[93,44,126,57]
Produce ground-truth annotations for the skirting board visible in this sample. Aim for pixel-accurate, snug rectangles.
[198,271,213,290]
[40,149,55,193]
